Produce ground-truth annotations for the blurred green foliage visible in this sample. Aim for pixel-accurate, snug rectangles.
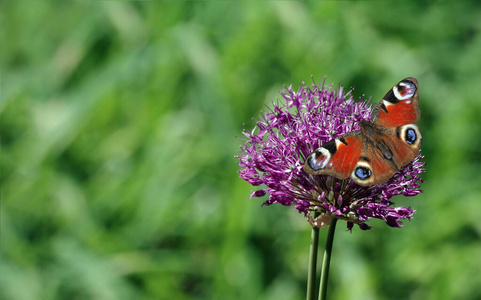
[2,1,481,299]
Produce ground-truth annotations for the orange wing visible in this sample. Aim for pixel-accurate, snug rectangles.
[303,132,363,179]
[371,77,420,128]
[349,124,422,186]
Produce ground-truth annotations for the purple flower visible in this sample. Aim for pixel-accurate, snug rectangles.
[237,77,425,230]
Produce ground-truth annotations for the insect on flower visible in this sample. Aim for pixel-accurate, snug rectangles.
[237,77,425,230]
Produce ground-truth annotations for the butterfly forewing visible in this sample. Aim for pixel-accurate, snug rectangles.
[303,133,363,179]
[371,77,420,128]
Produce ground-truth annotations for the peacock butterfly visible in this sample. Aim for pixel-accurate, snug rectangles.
[303,77,422,186]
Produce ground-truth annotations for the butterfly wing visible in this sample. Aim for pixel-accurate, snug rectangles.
[349,141,397,186]
[349,124,422,186]
[371,77,420,128]
[303,132,363,179]
[386,124,423,167]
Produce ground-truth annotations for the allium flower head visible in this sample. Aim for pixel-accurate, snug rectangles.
[237,77,425,230]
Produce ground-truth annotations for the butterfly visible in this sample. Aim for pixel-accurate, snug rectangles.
[303,77,422,186]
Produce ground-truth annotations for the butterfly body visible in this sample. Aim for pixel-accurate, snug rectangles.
[303,78,422,186]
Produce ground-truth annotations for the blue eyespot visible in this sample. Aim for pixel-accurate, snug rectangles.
[405,128,417,144]
[355,167,371,179]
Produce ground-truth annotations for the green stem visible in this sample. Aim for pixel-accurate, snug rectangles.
[306,213,320,300]
[318,218,338,300]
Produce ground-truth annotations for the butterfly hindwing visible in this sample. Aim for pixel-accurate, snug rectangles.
[349,143,397,186]
[389,124,422,167]
[348,124,422,186]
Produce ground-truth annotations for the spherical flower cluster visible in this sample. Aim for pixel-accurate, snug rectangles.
[237,77,425,230]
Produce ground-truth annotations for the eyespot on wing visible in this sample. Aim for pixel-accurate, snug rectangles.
[305,147,331,172]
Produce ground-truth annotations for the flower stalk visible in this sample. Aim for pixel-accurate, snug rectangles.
[319,218,337,300]
[306,212,320,300]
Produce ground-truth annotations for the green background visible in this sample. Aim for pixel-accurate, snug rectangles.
[2,1,481,299]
